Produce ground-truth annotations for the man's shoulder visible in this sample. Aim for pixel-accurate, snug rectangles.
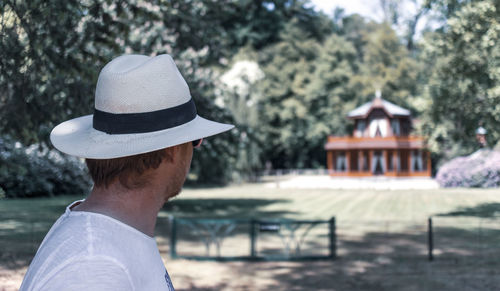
[54,211,156,250]
[21,211,159,289]
[34,211,155,263]
[21,253,135,291]
[22,210,170,291]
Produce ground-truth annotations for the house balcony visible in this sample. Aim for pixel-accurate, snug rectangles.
[324,136,431,177]
[324,135,427,150]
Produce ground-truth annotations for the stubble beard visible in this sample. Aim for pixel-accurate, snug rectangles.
[164,164,190,203]
[164,143,192,203]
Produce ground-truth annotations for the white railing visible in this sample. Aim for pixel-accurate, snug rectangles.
[259,168,330,177]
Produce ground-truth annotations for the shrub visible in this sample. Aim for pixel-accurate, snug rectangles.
[436,149,500,188]
[0,136,92,198]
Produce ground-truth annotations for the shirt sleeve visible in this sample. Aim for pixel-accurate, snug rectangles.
[38,257,134,291]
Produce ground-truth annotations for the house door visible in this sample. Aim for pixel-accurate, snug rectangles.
[372,151,385,175]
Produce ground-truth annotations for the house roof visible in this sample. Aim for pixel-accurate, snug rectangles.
[347,97,410,119]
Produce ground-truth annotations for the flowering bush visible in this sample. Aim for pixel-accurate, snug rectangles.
[0,136,92,198]
[436,149,500,188]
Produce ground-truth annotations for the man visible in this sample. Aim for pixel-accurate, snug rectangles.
[20,54,234,290]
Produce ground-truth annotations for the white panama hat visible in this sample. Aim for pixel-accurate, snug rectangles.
[50,54,234,159]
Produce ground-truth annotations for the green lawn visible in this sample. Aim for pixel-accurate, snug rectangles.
[2,185,500,290]
[165,185,500,221]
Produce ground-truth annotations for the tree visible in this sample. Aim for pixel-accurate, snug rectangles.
[0,0,130,144]
[256,19,319,169]
[256,17,357,169]
[350,23,420,109]
[303,34,359,164]
[1,0,332,187]
[0,0,240,186]
[378,0,431,51]
[421,0,500,161]
[217,48,264,181]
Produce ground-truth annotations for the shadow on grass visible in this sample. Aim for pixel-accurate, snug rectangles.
[0,196,292,269]
[161,198,293,219]
[172,222,500,291]
[156,198,295,246]
[437,202,500,218]
[275,224,500,290]
[4,196,500,290]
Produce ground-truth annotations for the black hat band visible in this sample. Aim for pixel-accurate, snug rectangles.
[93,98,197,134]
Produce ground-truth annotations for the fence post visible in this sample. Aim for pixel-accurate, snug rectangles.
[250,219,257,258]
[329,217,336,259]
[428,217,433,261]
[170,216,177,259]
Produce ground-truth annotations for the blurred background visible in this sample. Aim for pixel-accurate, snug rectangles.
[1,0,500,290]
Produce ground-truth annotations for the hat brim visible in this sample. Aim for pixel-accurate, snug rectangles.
[50,115,234,159]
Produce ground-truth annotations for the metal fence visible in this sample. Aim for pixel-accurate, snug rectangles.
[169,217,336,261]
[429,216,500,265]
[165,216,500,264]
[3,215,499,266]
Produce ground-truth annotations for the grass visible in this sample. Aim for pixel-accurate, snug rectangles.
[2,185,500,290]
[164,185,500,221]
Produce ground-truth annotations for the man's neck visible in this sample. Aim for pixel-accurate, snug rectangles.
[72,183,166,237]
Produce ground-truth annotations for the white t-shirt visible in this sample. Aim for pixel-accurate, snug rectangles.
[20,201,175,291]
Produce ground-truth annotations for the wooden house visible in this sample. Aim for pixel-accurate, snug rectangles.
[324,92,431,177]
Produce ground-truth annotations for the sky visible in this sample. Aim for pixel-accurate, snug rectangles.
[309,0,385,21]
[309,0,430,38]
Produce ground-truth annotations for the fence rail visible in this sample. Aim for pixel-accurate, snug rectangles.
[169,216,336,261]
[166,216,500,263]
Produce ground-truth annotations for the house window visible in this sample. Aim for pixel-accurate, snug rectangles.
[412,150,423,171]
[387,150,393,171]
[391,119,400,136]
[369,118,388,137]
[356,120,366,137]
[362,151,369,171]
[336,152,347,172]
[372,151,385,175]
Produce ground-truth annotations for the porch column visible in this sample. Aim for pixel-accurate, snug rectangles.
[346,150,351,174]
[408,150,412,174]
[358,150,363,172]
[369,150,374,175]
[327,151,333,174]
[382,150,387,176]
[393,150,398,174]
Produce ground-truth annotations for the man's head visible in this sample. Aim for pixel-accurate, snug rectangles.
[50,54,233,188]
[86,140,193,199]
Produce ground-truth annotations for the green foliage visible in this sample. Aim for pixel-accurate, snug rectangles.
[0,0,133,144]
[217,48,265,181]
[350,23,420,108]
[257,18,358,168]
[0,0,248,187]
[1,0,335,189]
[338,14,371,58]
[423,0,472,20]
[421,0,500,160]
[0,136,92,198]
